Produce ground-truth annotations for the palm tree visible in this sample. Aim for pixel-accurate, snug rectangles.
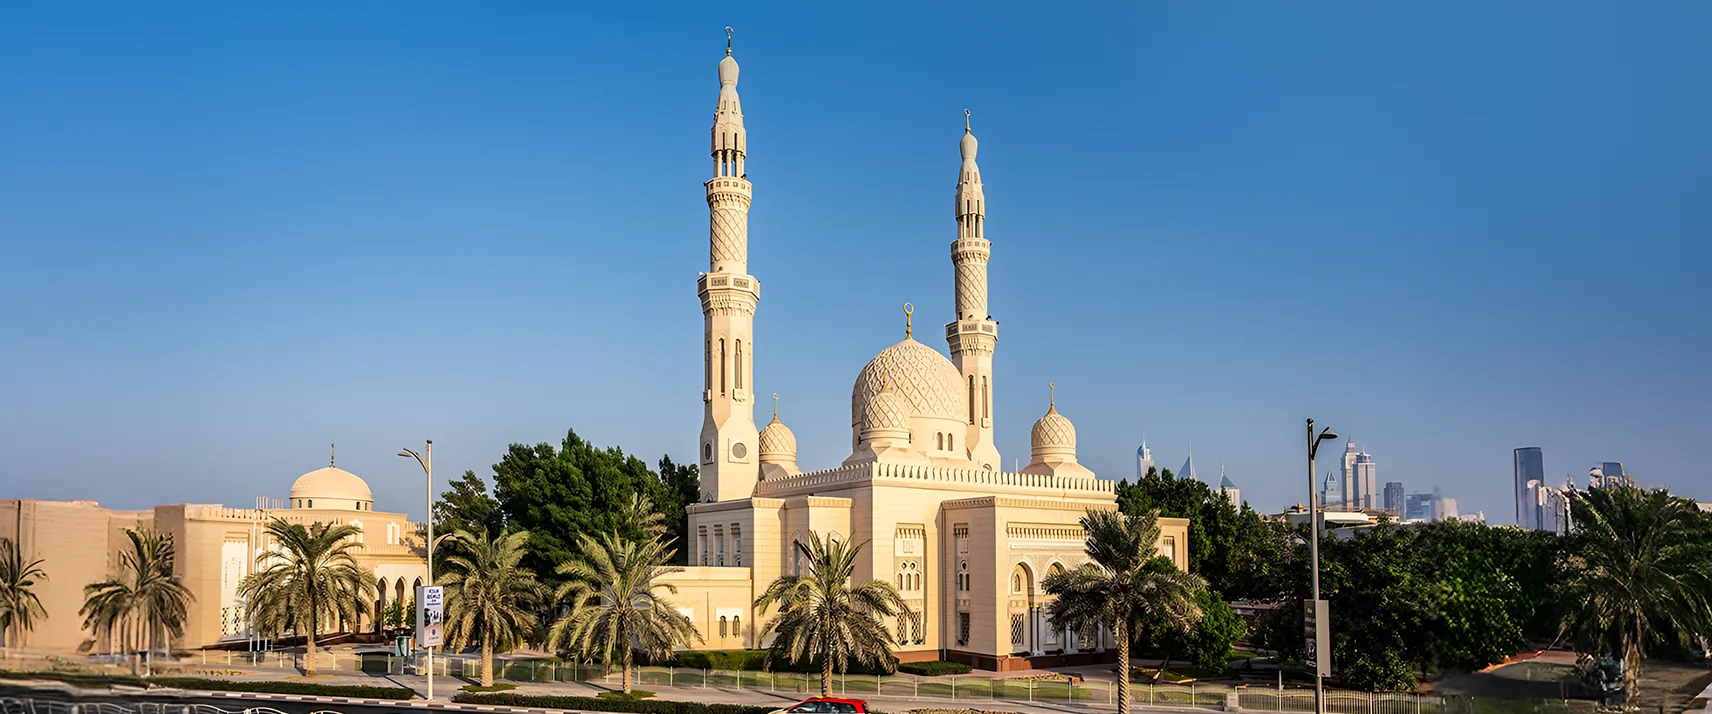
[238,519,377,677]
[754,532,907,697]
[1043,509,1208,714]
[548,531,698,694]
[0,537,49,650]
[82,530,191,673]
[441,529,546,687]
[1558,485,1712,704]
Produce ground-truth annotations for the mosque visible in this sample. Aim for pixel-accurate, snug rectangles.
[1,451,428,652]
[663,38,1189,670]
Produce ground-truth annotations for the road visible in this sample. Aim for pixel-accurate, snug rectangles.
[0,683,437,714]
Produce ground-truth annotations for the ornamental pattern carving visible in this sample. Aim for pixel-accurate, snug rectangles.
[955,262,988,318]
[709,204,748,267]
[1031,411,1076,449]
[851,339,968,427]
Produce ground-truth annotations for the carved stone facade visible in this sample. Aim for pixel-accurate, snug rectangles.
[667,42,1191,671]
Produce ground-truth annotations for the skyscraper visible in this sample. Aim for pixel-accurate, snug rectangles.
[1340,441,1359,507]
[1601,461,1631,487]
[1353,449,1378,509]
[1514,447,1544,528]
[1219,466,1240,507]
[1136,441,1154,480]
[1404,493,1434,521]
[1383,482,1405,514]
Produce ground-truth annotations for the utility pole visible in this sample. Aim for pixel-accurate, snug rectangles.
[1306,419,1338,714]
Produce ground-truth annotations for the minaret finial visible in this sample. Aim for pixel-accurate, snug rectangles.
[903,302,914,339]
[964,108,971,134]
[329,443,335,467]
[725,26,733,56]
[1049,381,1056,409]
[772,392,779,421]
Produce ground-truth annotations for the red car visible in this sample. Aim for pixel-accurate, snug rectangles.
[769,697,867,714]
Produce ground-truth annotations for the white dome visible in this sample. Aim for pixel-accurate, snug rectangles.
[289,466,373,507]
[863,388,913,432]
[719,54,739,86]
[851,338,967,429]
[960,130,978,161]
[758,416,798,461]
[1031,405,1077,452]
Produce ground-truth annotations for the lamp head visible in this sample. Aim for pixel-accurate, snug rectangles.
[1318,428,1339,442]
[397,451,412,458]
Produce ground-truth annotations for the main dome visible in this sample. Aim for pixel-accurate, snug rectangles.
[289,466,373,504]
[851,338,967,427]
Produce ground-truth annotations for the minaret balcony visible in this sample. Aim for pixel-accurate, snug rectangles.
[704,177,752,197]
[697,272,761,298]
[945,319,998,339]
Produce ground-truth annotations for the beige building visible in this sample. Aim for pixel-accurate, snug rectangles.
[668,42,1188,671]
[1,456,427,653]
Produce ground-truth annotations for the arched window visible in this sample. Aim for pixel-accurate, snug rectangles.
[719,616,728,638]
[395,579,405,603]
[307,500,313,508]
[732,615,740,637]
[936,433,944,450]
[948,434,955,451]
[719,339,727,395]
[734,340,744,390]
[982,377,990,420]
[968,377,976,424]
[704,341,711,391]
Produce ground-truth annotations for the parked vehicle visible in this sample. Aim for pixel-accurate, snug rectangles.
[769,697,867,714]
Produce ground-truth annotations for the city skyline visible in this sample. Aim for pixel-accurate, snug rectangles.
[2,3,1709,520]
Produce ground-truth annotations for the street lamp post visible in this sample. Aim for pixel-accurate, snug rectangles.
[1306,418,1338,714]
[398,441,433,701]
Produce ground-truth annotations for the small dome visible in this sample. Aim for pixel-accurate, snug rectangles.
[719,54,739,86]
[851,338,967,428]
[863,386,913,433]
[759,416,798,460]
[289,466,373,506]
[1030,405,1077,451]
[960,130,978,161]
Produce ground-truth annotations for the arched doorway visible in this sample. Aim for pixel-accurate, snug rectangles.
[1008,563,1034,655]
[375,577,389,633]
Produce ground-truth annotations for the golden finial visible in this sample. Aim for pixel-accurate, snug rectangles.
[329,443,335,467]
[903,302,914,339]
[725,26,733,56]
[772,392,779,421]
[1049,382,1056,409]
[964,108,971,134]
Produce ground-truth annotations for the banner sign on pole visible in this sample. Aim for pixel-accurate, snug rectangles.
[1304,599,1331,677]
[416,585,444,648]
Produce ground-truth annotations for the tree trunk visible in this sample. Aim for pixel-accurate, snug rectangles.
[1155,644,1172,684]
[622,647,634,694]
[145,619,154,678]
[481,639,494,688]
[305,614,319,677]
[1116,621,1131,714]
[821,655,834,698]
[1623,628,1640,709]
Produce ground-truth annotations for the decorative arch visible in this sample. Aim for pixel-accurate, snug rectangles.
[1010,562,1033,595]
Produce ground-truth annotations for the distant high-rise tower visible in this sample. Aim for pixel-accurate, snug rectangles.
[1179,454,1198,481]
[1601,461,1631,487]
[1353,449,1378,509]
[1340,441,1358,507]
[1404,493,1434,521]
[1136,441,1155,480]
[1219,466,1240,507]
[1514,447,1544,528]
[1383,481,1405,514]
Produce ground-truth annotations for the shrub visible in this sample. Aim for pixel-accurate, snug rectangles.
[669,649,771,671]
[460,683,519,693]
[598,690,656,700]
[148,677,417,700]
[897,661,972,676]
[455,693,776,714]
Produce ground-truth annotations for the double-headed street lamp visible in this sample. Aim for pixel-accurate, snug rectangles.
[398,441,434,701]
[1305,419,1338,714]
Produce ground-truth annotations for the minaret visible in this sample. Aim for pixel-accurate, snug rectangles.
[697,28,761,502]
[947,110,1001,470]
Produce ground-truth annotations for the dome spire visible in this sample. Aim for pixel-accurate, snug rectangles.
[903,302,914,339]
[725,26,733,56]
[771,392,779,422]
[964,108,971,134]
[329,443,335,467]
[1048,381,1056,410]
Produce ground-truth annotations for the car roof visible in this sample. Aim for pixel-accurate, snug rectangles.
[804,698,865,705]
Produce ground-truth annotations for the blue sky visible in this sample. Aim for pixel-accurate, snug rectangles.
[2,2,1708,522]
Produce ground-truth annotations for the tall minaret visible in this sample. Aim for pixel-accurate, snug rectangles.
[697,29,761,502]
[947,111,1002,470]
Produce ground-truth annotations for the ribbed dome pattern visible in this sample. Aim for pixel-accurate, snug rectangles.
[758,417,797,459]
[851,338,967,427]
[1030,406,1077,451]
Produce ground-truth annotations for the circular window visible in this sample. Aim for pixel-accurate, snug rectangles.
[702,442,713,461]
[731,442,748,460]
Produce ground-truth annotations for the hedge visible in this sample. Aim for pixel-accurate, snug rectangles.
[0,671,415,700]
[148,677,417,700]
[668,649,898,675]
[896,661,972,676]
[455,692,777,714]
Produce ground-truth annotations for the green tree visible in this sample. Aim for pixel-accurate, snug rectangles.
[1557,485,1712,703]
[434,470,504,539]
[492,430,690,589]
[0,537,48,650]
[1116,467,1289,601]
[1140,589,1247,674]
[442,529,546,688]
[754,532,907,697]
[548,531,698,694]
[657,456,702,565]
[1043,509,1207,714]
[238,519,377,676]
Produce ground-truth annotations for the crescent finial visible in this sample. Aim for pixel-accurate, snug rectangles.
[725,27,734,56]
